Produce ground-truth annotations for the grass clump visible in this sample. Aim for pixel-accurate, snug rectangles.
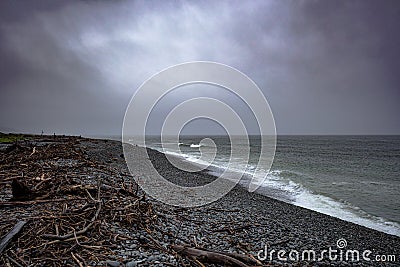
[0,132,26,143]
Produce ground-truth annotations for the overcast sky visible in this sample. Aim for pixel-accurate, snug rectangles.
[0,0,399,136]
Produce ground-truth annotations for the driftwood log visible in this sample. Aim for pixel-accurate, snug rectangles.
[0,221,27,254]
[171,244,263,267]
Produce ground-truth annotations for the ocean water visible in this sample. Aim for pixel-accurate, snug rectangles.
[142,135,400,237]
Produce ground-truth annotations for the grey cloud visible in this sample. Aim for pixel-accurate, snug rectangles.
[0,0,399,135]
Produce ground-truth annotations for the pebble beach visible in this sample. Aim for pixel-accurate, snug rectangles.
[91,139,400,266]
[1,136,399,266]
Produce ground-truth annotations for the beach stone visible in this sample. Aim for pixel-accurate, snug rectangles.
[125,260,138,267]
[106,260,120,267]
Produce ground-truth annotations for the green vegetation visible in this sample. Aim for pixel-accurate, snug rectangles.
[0,132,27,143]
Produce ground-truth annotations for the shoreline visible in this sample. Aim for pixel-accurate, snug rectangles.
[1,135,399,266]
[144,142,400,238]
[129,142,400,264]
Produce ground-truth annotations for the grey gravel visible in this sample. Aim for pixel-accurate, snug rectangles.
[80,139,400,267]
[106,260,121,267]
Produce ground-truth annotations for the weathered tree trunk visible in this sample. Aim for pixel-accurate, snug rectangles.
[0,221,27,254]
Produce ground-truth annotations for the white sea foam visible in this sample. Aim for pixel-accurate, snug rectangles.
[293,188,400,236]
[190,144,202,148]
[150,145,400,237]
[246,169,400,236]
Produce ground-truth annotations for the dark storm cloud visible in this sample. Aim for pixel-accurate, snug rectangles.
[0,0,399,135]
